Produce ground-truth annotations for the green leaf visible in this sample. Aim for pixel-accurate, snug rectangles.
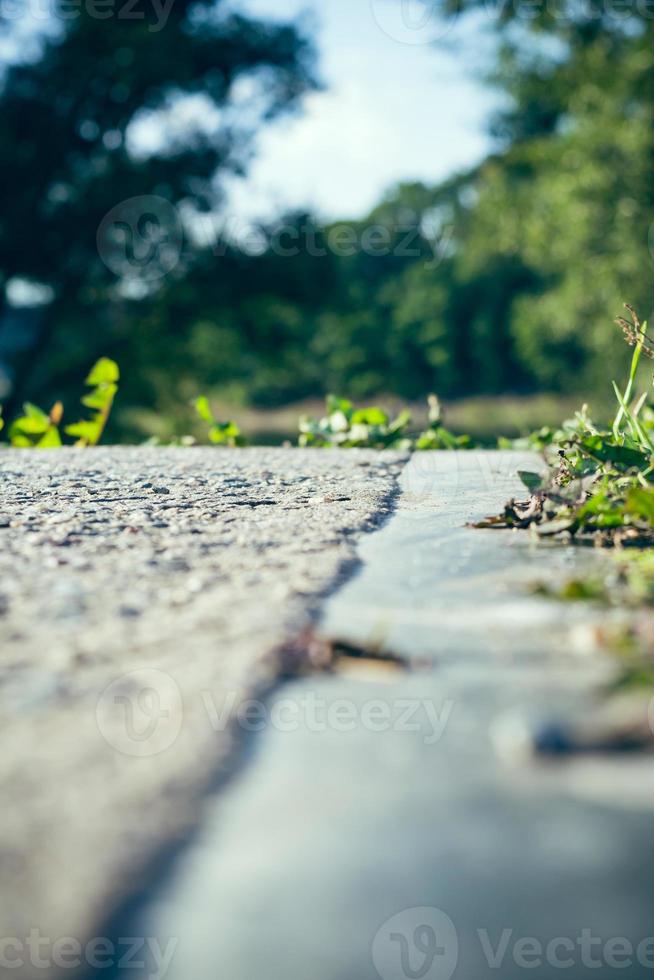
[8,401,55,443]
[85,358,119,386]
[208,421,244,446]
[37,426,62,448]
[64,420,101,444]
[81,384,117,410]
[518,470,544,492]
[9,433,32,447]
[22,402,50,426]
[10,417,48,436]
[326,395,353,418]
[195,395,214,424]
[351,407,388,426]
[575,493,625,528]
[9,400,61,447]
[578,435,650,470]
[388,409,412,434]
[69,356,119,445]
[626,487,654,525]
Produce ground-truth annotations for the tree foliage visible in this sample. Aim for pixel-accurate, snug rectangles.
[2,0,654,439]
[0,0,316,421]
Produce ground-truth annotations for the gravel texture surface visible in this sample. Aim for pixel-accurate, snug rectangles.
[0,446,405,972]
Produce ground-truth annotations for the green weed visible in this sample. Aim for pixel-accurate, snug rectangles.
[64,358,119,447]
[298,394,474,451]
[194,396,245,447]
[3,358,118,448]
[474,305,654,545]
[299,396,412,449]
[414,395,475,450]
[9,401,63,447]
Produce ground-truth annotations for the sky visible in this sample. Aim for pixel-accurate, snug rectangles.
[3,0,497,225]
[225,0,496,221]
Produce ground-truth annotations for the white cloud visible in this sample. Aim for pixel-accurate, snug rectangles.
[226,0,497,220]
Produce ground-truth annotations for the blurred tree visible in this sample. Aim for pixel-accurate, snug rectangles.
[5,0,654,437]
[0,0,316,417]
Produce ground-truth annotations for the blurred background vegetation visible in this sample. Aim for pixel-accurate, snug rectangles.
[0,0,652,442]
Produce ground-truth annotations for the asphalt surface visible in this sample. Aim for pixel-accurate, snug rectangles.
[0,446,406,978]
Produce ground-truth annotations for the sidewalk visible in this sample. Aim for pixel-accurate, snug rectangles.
[108,452,654,980]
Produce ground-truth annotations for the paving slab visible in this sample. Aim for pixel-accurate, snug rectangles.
[120,452,654,980]
[0,446,405,978]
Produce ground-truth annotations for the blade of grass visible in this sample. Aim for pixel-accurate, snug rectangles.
[632,391,648,419]
[612,381,654,453]
[613,320,647,438]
